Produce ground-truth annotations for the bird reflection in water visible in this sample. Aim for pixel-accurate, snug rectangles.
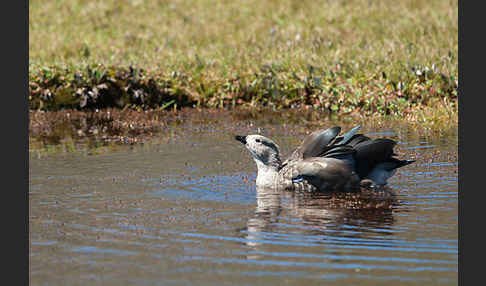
[244,186,400,250]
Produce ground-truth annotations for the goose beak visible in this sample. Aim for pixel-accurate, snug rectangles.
[235,135,247,144]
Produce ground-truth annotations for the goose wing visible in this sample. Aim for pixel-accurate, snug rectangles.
[284,126,341,163]
[283,125,362,166]
[301,126,341,158]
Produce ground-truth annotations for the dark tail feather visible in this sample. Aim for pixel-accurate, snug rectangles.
[399,159,415,168]
[346,134,371,148]
[334,125,361,146]
[388,159,415,170]
[321,145,355,158]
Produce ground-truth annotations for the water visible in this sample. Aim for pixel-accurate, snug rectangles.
[29,119,458,285]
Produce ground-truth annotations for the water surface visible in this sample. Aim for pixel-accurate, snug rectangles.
[29,118,458,285]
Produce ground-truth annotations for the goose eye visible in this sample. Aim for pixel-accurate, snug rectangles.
[255,139,261,143]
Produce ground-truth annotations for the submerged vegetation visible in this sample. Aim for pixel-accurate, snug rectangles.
[29,0,457,150]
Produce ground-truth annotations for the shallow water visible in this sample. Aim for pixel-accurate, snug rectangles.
[29,119,458,285]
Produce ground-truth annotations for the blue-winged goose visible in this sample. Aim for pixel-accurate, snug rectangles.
[235,125,414,192]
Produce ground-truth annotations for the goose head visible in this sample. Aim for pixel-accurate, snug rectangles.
[235,134,282,170]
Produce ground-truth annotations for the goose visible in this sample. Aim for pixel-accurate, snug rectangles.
[235,125,414,192]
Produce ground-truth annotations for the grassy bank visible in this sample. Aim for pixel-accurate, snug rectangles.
[29,0,457,127]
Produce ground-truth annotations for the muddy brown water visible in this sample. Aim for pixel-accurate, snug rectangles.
[29,115,458,285]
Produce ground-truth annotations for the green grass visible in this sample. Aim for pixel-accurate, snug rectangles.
[29,0,457,125]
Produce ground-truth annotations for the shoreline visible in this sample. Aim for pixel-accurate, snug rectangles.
[29,63,457,152]
[29,106,457,155]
